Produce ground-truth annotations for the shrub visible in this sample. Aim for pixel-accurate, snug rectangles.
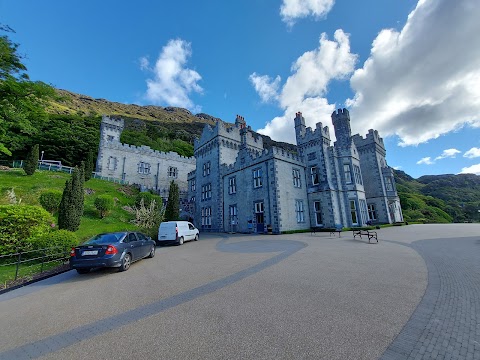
[0,205,53,255]
[94,195,114,218]
[134,198,164,240]
[36,229,78,255]
[135,192,162,209]
[39,190,62,214]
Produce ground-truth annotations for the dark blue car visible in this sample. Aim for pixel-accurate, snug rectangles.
[70,231,156,274]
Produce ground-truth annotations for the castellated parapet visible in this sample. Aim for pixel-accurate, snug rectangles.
[221,146,303,176]
[194,117,263,154]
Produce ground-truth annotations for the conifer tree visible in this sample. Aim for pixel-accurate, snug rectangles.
[23,144,39,175]
[58,165,84,231]
[84,150,94,181]
[164,180,180,221]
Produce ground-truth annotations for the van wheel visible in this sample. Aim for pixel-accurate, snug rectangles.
[178,237,184,245]
[194,234,199,241]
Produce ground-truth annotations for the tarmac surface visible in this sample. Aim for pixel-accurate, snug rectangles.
[0,224,479,359]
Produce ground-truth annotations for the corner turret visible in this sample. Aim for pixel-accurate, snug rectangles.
[332,108,351,148]
[294,111,306,140]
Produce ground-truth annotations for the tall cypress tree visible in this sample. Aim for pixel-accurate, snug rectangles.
[84,150,94,181]
[165,180,180,221]
[58,165,84,231]
[24,144,39,175]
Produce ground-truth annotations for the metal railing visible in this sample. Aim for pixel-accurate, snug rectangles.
[0,246,71,285]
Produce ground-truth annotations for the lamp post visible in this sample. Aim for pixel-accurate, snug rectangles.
[40,150,44,163]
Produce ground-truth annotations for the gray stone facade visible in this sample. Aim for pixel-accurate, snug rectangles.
[189,110,403,233]
[96,115,195,201]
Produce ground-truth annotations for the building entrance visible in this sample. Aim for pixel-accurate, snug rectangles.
[255,202,264,233]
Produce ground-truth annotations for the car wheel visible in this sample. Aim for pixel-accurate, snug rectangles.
[119,253,131,272]
[147,245,155,258]
[76,268,90,274]
[194,234,199,241]
[178,236,184,245]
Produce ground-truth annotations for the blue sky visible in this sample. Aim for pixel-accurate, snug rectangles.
[1,0,479,178]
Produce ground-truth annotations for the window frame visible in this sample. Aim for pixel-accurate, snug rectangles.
[292,168,301,188]
[310,166,319,185]
[253,168,263,188]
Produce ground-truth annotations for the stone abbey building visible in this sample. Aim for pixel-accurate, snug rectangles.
[96,110,403,233]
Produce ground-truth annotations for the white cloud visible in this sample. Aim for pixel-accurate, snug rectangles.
[463,147,480,159]
[459,164,480,175]
[142,39,203,112]
[435,148,461,160]
[254,30,357,143]
[249,73,281,103]
[280,0,335,26]
[417,157,434,165]
[347,0,480,146]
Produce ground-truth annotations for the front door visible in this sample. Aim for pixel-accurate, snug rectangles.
[255,202,264,233]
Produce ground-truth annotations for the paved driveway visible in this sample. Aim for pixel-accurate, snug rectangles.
[0,224,479,359]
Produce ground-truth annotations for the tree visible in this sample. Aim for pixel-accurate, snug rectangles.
[23,143,39,175]
[164,180,179,221]
[84,149,94,181]
[94,195,114,218]
[0,29,56,156]
[58,165,84,231]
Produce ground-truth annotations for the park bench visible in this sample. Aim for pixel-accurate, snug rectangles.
[352,229,378,243]
[311,225,342,237]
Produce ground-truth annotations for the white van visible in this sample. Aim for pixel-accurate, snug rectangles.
[157,221,199,245]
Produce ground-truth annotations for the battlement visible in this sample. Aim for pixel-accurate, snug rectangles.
[331,108,350,119]
[352,129,385,149]
[221,146,302,175]
[104,140,195,164]
[296,122,331,145]
[101,115,124,129]
[195,115,263,151]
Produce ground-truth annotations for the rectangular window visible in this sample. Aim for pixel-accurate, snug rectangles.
[292,168,301,188]
[201,207,212,226]
[107,156,117,171]
[344,164,352,183]
[314,201,322,226]
[201,183,212,200]
[168,166,178,178]
[229,177,236,194]
[350,200,358,225]
[295,200,305,223]
[138,162,150,175]
[190,179,196,192]
[229,205,237,225]
[310,166,319,185]
[191,196,195,203]
[353,165,363,185]
[307,152,316,161]
[203,162,211,176]
[368,204,377,221]
[253,168,263,188]
[255,202,264,213]
[385,177,393,191]
[360,199,368,225]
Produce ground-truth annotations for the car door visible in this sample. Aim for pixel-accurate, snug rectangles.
[136,232,151,258]
[126,232,141,260]
[188,223,196,240]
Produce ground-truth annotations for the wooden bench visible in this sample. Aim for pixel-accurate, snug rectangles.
[352,229,378,243]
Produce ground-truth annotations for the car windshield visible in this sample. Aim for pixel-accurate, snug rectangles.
[83,232,126,245]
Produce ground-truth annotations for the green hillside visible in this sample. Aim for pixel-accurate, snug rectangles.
[0,169,140,241]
